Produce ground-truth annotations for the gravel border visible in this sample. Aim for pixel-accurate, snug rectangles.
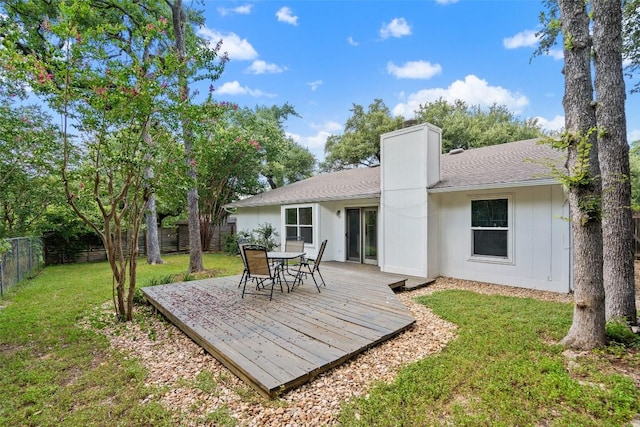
[97,277,578,426]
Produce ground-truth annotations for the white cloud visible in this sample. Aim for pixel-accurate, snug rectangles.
[548,49,564,60]
[503,30,539,49]
[218,4,253,16]
[347,36,359,46]
[536,115,565,133]
[387,60,442,79]
[380,18,411,39]
[216,81,276,98]
[392,74,529,117]
[276,7,298,26]
[435,0,459,4]
[307,80,323,91]
[245,60,285,75]
[288,121,344,158]
[197,28,258,61]
[630,128,640,143]
[502,30,563,60]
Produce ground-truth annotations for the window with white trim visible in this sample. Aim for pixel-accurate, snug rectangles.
[471,197,510,259]
[285,206,313,244]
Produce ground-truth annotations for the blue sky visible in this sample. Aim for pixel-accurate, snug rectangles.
[199,0,640,161]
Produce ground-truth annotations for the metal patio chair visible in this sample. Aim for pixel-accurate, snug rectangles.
[291,239,327,292]
[237,238,251,288]
[241,244,284,301]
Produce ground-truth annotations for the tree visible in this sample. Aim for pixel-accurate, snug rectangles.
[0,0,196,320]
[227,103,315,189]
[414,99,543,153]
[593,0,637,324]
[629,141,640,209]
[321,98,544,172]
[192,101,264,250]
[321,99,404,171]
[166,0,227,272]
[0,98,63,237]
[543,0,606,349]
[540,0,637,333]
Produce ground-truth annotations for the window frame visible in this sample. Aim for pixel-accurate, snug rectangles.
[469,195,514,264]
[283,204,315,246]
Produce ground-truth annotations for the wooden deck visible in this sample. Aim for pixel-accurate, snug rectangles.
[142,263,418,398]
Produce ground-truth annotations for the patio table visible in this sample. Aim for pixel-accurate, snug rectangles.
[267,251,305,289]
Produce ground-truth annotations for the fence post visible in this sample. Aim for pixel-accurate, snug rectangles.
[15,239,20,283]
[0,258,4,297]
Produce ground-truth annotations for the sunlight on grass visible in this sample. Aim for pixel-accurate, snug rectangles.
[2,255,639,426]
[338,290,640,427]
[0,253,243,426]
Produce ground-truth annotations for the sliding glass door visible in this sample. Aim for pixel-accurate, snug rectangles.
[346,207,378,265]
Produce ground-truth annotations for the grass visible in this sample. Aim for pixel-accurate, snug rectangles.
[2,255,639,426]
[339,290,640,426]
[0,253,243,427]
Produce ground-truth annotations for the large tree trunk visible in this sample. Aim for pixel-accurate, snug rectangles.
[143,120,163,265]
[171,0,203,272]
[558,0,606,349]
[593,0,637,324]
[144,194,163,264]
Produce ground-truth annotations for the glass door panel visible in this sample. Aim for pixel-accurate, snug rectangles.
[363,208,377,264]
[346,208,361,261]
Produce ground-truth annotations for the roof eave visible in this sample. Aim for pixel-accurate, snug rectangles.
[428,178,560,194]
[227,192,381,209]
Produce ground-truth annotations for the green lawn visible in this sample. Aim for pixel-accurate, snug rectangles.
[339,291,640,427]
[0,253,243,427]
[1,255,639,426]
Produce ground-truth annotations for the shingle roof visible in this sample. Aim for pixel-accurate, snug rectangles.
[225,166,381,208]
[431,138,565,190]
[225,138,565,208]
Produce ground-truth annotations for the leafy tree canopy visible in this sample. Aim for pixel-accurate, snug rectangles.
[227,103,315,189]
[415,99,544,153]
[321,99,404,171]
[321,98,543,171]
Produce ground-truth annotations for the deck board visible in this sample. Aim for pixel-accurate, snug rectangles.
[142,264,416,398]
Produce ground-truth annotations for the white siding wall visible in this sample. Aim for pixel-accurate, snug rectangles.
[234,206,281,245]
[380,123,441,277]
[235,198,379,262]
[436,185,571,292]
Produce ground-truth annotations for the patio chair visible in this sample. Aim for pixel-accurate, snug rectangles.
[237,238,251,288]
[283,236,305,270]
[241,244,284,301]
[291,239,327,293]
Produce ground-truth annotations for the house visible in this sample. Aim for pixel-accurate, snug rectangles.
[226,123,572,293]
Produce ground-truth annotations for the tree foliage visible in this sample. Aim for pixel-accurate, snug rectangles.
[629,141,640,208]
[321,98,544,171]
[0,98,64,237]
[415,99,544,153]
[321,99,403,171]
[0,0,228,319]
[227,103,315,189]
[623,0,640,93]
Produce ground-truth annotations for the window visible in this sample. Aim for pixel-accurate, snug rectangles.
[285,206,313,244]
[471,198,510,259]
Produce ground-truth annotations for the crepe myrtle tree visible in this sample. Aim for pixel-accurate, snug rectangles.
[0,1,182,321]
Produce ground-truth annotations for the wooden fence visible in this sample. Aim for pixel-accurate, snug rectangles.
[43,223,235,265]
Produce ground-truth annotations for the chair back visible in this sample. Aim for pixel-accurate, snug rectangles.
[285,237,305,253]
[238,241,249,265]
[313,240,328,271]
[242,244,272,277]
